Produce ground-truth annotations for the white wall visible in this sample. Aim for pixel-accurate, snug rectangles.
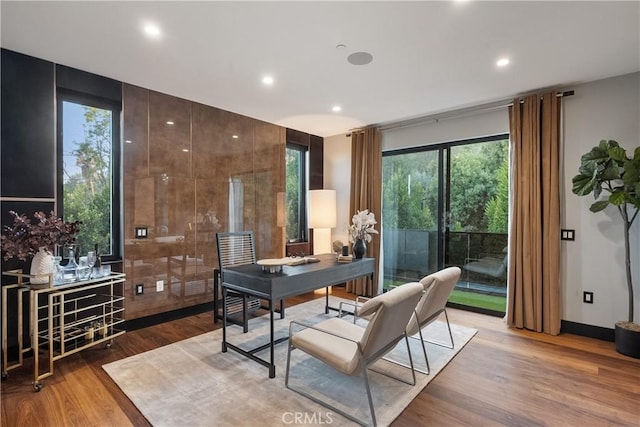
[324,72,640,329]
[562,72,640,328]
[324,133,352,246]
[382,108,508,151]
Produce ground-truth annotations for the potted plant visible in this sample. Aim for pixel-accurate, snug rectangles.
[1,211,81,284]
[572,140,639,358]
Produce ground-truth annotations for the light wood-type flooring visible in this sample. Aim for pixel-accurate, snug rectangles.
[2,288,639,426]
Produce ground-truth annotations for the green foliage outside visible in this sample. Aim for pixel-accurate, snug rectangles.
[485,157,509,233]
[285,148,301,241]
[63,105,112,256]
[449,141,508,231]
[383,139,509,232]
[383,151,438,230]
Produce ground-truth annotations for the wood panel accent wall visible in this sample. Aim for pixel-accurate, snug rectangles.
[0,49,308,323]
[123,85,286,319]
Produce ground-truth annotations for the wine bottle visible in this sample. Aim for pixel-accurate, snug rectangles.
[94,243,102,268]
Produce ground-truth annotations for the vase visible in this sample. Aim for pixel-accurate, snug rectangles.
[353,239,367,259]
[30,248,54,285]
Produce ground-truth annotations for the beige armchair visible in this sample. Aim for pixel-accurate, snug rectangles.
[343,266,461,375]
[405,266,461,374]
[285,281,423,427]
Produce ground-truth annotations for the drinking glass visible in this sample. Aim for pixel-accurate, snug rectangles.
[87,251,97,278]
[77,256,91,281]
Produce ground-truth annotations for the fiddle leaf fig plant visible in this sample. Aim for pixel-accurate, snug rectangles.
[572,140,640,323]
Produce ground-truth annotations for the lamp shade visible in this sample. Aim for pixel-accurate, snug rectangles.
[309,189,337,229]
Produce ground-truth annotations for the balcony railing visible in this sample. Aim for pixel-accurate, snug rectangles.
[383,229,508,295]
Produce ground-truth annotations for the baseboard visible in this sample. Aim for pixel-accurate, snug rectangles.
[561,320,614,342]
[125,302,214,331]
[447,302,505,318]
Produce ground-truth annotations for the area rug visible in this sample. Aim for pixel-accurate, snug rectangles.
[103,298,476,426]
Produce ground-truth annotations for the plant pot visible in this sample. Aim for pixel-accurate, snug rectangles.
[614,321,640,359]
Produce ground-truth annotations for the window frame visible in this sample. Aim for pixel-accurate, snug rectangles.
[56,89,122,262]
[285,142,309,243]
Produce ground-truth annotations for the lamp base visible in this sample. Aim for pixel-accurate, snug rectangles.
[312,228,332,255]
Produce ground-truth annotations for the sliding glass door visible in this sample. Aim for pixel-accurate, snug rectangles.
[382,135,509,315]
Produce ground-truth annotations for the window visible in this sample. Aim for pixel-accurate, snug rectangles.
[285,143,308,242]
[57,92,121,260]
[382,135,509,315]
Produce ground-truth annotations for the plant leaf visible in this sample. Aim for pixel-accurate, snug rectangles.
[623,159,640,187]
[600,160,622,180]
[589,200,609,212]
[593,181,602,200]
[608,146,627,163]
[582,144,609,163]
[578,160,596,177]
[609,191,625,206]
[572,173,594,196]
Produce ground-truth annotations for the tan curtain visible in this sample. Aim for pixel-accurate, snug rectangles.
[507,92,561,335]
[347,127,382,297]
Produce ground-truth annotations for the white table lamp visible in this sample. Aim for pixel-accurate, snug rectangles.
[309,189,337,255]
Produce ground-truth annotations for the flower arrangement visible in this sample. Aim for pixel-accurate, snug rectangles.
[347,209,378,243]
[1,211,81,261]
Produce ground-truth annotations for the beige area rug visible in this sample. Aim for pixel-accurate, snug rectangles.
[104,298,476,427]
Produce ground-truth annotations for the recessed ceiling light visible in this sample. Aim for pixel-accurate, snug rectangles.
[232,135,239,139]
[336,44,346,49]
[347,52,374,66]
[166,121,174,125]
[143,23,161,38]
[182,148,189,152]
[262,75,274,86]
[496,57,510,67]
[125,140,132,144]
[332,105,342,112]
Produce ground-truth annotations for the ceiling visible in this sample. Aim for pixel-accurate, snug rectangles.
[1,1,639,137]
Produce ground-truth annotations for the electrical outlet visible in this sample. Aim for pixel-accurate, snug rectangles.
[583,291,594,304]
[135,226,148,239]
[156,280,164,292]
[561,229,575,241]
[135,284,144,295]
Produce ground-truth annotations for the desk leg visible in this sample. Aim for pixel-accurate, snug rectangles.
[221,286,228,353]
[269,299,275,378]
[325,288,329,314]
[213,269,219,323]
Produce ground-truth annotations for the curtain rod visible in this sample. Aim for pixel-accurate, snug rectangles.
[375,90,574,133]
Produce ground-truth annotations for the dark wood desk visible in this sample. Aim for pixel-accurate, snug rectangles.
[220,254,375,378]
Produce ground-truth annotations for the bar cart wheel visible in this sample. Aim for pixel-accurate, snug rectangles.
[33,382,43,392]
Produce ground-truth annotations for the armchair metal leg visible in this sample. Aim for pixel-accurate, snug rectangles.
[372,334,421,380]
[286,336,417,427]
[286,344,378,427]
[416,308,455,350]
[404,308,455,375]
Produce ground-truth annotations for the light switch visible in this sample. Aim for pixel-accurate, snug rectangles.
[135,226,148,239]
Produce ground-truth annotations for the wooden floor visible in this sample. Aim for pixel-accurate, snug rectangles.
[2,288,639,427]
